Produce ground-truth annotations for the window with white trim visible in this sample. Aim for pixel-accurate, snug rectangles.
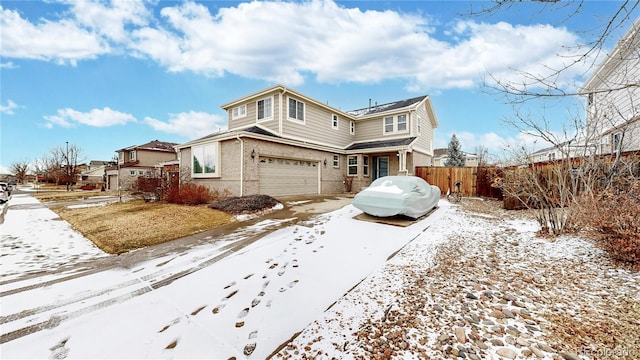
[384,116,394,133]
[129,150,136,161]
[257,97,273,121]
[192,142,220,177]
[232,105,246,119]
[332,155,339,168]
[347,155,358,175]
[332,114,339,129]
[350,120,355,135]
[397,114,407,132]
[383,114,410,134]
[118,152,124,163]
[129,170,136,176]
[363,155,369,176]
[288,97,304,122]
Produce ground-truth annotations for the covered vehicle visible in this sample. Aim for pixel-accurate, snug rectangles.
[352,176,440,219]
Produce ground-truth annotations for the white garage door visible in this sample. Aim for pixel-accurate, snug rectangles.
[258,157,319,196]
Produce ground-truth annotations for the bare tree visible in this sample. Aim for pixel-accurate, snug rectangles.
[9,160,30,184]
[475,145,490,166]
[36,143,86,189]
[477,2,639,236]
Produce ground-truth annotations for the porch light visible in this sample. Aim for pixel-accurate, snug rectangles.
[251,149,256,159]
[324,159,327,166]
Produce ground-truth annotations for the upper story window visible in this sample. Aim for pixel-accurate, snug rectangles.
[118,152,124,163]
[257,97,273,121]
[397,114,407,132]
[383,114,409,134]
[232,105,247,119]
[350,120,355,135]
[332,114,339,129]
[347,155,358,175]
[129,170,136,176]
[332,155,339,168]
[288,97,304,122]
[129,150,136,161]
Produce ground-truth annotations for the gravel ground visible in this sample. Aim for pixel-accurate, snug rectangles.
[277,198,640,359]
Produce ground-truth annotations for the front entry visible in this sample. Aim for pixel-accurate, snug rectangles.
[372,156,389,181]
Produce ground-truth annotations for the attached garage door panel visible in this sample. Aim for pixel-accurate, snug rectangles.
[259,157,318,196]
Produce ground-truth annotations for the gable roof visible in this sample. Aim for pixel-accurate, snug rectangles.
[581,17,640,92]
[220,84,436,126]
[117,140,178,153]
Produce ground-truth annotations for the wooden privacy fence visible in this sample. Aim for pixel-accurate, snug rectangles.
[415,166,504,199]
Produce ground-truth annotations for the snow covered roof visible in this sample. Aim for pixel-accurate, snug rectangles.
[347,95,428,117]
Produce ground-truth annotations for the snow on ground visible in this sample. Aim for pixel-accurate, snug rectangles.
[2,195,638,360]
[0,194,108,281]
[0,194,448,359]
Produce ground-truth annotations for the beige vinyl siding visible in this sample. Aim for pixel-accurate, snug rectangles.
[412,104,434,153]
[354,117,383,142]
[136,150,177,167]
[281,95,353,147]
[228,92,282,133]
[229,103,255,129]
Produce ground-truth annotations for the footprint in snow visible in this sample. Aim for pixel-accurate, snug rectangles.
[49,338,70,360]
[252,291,265,307]
[223,281,236,289]
[238,307,250,318]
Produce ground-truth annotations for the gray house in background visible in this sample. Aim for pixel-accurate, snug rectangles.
[176,85,439,197]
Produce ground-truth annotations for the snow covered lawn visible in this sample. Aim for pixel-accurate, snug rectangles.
[1,195,638,359]
[0,194,448,359]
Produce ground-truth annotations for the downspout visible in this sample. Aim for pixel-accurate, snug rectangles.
[280,87,288,136]
[237,134,244,196]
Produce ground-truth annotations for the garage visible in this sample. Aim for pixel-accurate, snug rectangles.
[258,157,319,196]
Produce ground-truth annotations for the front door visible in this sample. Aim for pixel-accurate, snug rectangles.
[372,156,389,181]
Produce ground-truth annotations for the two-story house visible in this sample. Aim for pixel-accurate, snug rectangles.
[176,85,438,197]
[106,140,178,191]
[580,17,640,157]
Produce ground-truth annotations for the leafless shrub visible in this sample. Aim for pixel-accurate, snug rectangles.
[574,179,640,266]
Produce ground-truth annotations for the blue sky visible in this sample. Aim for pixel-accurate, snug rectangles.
[1,0,637,173]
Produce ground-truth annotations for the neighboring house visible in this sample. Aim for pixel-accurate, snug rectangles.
[176,85,438,197]
[106,140,178,191]
[580,17,640,157]
[77,160,111,185]
[432,148,479,167]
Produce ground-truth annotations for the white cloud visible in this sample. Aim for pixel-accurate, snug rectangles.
[1,99,19,115]
[129,1,588,90]
[144,111,226,139]
[0,61,17,69]
[1,0,591,91]
[65,0,151,43]
[43,107,136,128]
[0,5,109,65]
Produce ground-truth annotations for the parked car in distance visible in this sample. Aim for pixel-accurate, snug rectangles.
[0,182,10,197]
[352,176,440,219]
[0,187,8,203]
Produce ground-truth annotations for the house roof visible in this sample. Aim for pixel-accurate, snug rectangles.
[347,96,428,117]
[581,17,640,93]
[433,148,448,157]
[345,137,416,151]
[117,140,178,153]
